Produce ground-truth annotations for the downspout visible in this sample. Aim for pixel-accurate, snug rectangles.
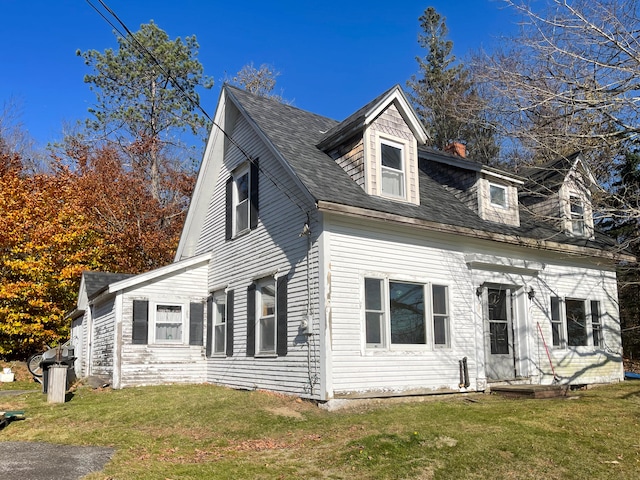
[300,215,316,396]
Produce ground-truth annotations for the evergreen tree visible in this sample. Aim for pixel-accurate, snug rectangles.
[78,21,213,200]
[407,7,498,162]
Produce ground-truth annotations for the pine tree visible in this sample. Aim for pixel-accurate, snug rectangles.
[407,7,498,162]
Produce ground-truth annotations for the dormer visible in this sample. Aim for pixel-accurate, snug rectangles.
[317,85,428,206]
[520,152,596,239]
[477,169,522,227]
[419,146,523,227]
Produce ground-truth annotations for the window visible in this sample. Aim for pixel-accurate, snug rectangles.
[591,300,602,347]
[364,277,450,349]
[364,278,384,346]
[247,276,288,357]
[225,160,259,240]
[213,293,227,355]
[550,296,601,348]
[155,304,183,343]
[550,296,563,347]
[489,183,507,208]
[566,299,587,346]
[258,279,276,354]
[432,285,450,346]
[389,281,425,344]
[569,195,585,236]
[234,168,250,234]
[380,141,405,198]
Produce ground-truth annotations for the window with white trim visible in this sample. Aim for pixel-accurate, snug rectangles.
[489,183,507,208]
[380,140,405,198]
[569,195,585,236]
[213,292,226,355]
[257,278,276,354]
[155,304,183,343]
[364,277,450,349]
[550,297,602,348]
[233,167,250,235]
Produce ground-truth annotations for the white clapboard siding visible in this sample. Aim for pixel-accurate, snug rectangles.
[324,213,623,396]
[199,111,323,399]
[70,314,86,377]
[533,262,622,384]
[90,298,116,376]
[325,214,477,396]
[113,261,210,388]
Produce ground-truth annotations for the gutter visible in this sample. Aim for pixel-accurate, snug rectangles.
[316,200,635,263]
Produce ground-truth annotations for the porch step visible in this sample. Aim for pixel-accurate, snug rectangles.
[490,384,569,399]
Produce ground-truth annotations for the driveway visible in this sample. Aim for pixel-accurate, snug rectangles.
[0,441,114,480]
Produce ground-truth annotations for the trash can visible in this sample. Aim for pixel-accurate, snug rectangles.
[39,345,75,394]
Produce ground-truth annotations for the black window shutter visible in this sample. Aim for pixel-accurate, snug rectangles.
[225,176,233,240]
[249,158,259,230]
[189,302,204,346]
[205,296,213,357]
[276,276,288,356]
[132,300,148,344]
[226,290,234,357]
[246,284,256,357]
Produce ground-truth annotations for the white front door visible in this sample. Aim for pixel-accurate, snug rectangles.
[484,287,516,381]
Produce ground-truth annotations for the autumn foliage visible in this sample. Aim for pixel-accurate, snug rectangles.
[0,143,192,359]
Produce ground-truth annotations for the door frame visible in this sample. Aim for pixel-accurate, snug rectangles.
[481,284,519,381]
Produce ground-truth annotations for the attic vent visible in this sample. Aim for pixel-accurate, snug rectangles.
[444,141,466,159]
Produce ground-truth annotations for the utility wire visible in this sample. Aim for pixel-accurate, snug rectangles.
[85,0,311,217]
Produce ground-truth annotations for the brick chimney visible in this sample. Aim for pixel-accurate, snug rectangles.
[444,141,467,159]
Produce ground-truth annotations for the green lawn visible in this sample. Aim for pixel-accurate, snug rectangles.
[1,381,639,479]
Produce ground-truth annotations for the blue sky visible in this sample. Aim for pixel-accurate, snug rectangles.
[2,0,519,149]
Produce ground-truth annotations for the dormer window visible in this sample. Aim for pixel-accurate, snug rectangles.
[380,140,405,198]
[569,195,585,236]
[478,176,521,227]
[489,183,507,208]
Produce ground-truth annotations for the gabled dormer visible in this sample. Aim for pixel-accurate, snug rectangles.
[317,85,429,206]
[520,152,596,239]
[419,145,523,227]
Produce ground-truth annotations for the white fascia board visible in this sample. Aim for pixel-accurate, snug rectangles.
[174,88,228,261]
[108,252,211,294]
[364,86,429,144]
[570,154,598,187]
[480,167,525,185]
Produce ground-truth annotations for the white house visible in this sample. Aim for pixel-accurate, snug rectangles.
[71,84,632,400]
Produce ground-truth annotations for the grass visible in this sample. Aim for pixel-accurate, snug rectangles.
[1,380,640,479]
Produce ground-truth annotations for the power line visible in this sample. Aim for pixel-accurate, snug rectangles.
[85,0,311,218]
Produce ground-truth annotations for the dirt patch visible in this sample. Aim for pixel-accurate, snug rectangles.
[265,406,305,419]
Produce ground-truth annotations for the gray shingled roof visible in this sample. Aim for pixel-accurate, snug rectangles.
[225,86,617,252]
[83,271,134,299]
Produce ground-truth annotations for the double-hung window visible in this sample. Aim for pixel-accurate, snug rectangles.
[155,304,183,343]
[234,168,250,235]
[569,195,585,236]
[364,277,450,349]
[380,140,405,198]
[225,160,259,240]
[550,296,564,347]
[550,297,602,348]
[432,285,450,346]
[213,292,227,355]
[257,278,276,354]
